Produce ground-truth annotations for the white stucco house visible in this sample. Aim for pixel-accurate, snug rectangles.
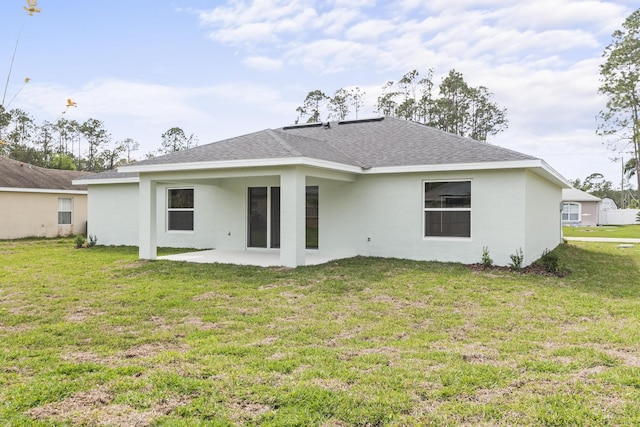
[74,117,569,267]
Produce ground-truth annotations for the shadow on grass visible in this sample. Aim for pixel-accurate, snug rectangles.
[555,242,640,299]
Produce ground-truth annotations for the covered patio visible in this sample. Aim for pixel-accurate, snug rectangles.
[157,249,339,267]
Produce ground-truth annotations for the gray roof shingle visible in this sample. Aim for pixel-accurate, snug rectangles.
[0,157,92,190]
[122,117,538,170]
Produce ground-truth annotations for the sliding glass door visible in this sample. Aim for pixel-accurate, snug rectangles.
[248,186,318,249]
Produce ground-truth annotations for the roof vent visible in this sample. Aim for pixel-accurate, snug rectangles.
[338,117,384,125]
[282,122,323,130]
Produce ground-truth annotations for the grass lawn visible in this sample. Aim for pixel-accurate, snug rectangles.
[1,239,639,426]
[563,224,640,239]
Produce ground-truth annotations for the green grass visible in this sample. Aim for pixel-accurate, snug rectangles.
[563,224,640,238]
[1,238,640,425]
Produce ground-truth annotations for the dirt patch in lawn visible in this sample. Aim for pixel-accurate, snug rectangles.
[66,306,105,322]
[62,341,189,367]
[26,387,191,426]
[192,291,232,301]
[226,399,272,424]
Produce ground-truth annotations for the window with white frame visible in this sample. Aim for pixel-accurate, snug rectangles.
[58,197,73,225]
[424,181,471,238]
[561,202,580,222]
[167,188,194,231]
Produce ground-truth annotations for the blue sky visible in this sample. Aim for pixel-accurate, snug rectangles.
[0,0,637,184]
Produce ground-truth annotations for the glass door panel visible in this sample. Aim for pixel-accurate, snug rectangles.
[306,186,318,249]
[248,187,267,247]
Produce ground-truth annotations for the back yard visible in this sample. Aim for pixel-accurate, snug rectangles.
[0,239,639,426]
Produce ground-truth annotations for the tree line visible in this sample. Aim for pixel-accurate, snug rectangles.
[296,68,509,143]
[0,106,197,172]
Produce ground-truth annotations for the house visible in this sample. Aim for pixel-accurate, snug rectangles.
[74,117,569,267]
[0,157,91,239]
[561,188,602,227]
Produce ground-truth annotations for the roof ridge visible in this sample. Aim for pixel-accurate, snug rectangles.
[390,117,539,160]
[276,127,369,168]
[266,129,303,157]
[321,137,370,169]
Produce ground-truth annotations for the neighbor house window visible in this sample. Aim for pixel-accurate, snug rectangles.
[424,181,471,238]
[58,197,73,225]
[168,188,194,231]
[561,202,580,222]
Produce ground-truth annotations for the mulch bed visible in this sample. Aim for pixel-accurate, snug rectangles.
[468,263,569,277]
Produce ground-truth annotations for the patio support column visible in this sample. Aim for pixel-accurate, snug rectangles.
[280,167,306,267]
[139,176,157,260]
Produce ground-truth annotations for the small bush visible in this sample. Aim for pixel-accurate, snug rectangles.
[87,234,98,247]
[74,235,86,249]
[481,246,493,268]
[509,248,524,270]
[538,248,559,273]
[636,211,640,223]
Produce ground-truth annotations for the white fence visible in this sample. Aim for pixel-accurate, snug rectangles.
[599,209,640,225]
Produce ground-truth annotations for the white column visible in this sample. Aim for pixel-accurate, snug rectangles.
[139,176,157,260]
[280,168,306,267]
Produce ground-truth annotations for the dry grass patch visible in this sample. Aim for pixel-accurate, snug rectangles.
[27,388,191,427]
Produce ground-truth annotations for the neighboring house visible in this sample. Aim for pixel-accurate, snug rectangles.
[0,157,91,239]
[561,188,602,227]
[74,117,569,267]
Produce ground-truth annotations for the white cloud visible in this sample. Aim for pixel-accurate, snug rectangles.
[345,19,395,40]
[495,1,630,33]
[243,56,283,71]
[285,39,383,73]
[199,0,319,45]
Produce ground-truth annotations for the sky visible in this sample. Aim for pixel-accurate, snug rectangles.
[0,0,637,185]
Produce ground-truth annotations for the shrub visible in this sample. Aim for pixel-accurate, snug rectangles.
[87,234,98,247]
[74,235,86,249]
[538,248,559,273]
[509,248,524,270]
[481,246,493,268]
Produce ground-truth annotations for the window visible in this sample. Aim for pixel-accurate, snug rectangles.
[168,188,194,231]
[58,198,73,225]
[424,181,471,238]
[561,202,580,222]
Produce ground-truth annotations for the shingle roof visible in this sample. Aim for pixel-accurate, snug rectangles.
[124,117,537,170]
[76,168,138,182]
[562,188,602,202]
[0,157,92,191]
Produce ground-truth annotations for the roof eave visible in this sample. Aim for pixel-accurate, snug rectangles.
[0,187,88,195]
[72,177,140,185]
[117,157,363,175]
[365,159,571,187]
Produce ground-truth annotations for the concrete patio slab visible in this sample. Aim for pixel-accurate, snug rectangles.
[157,249,338,267]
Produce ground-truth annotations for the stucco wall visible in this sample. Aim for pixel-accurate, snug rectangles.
[318,169,533,266]
[89,182,225,249]
[524,171,563,265]
[579,202,600,226]
[87,167,562,266]
[87,184,139,246]
[0,191,87,239]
